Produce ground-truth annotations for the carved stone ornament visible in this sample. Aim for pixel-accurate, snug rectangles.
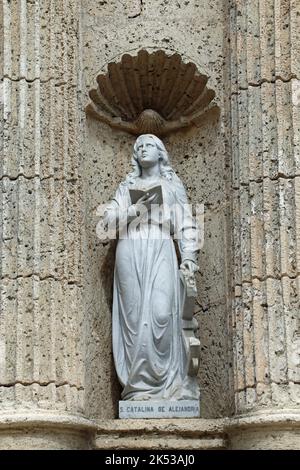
[86,50,216,136]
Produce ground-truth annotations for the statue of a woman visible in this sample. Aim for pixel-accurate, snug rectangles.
[104,134,200,401]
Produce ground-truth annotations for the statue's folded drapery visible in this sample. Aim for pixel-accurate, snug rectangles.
[104,174,199,400]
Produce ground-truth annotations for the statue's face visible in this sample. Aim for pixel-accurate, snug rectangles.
[136,136,160,169]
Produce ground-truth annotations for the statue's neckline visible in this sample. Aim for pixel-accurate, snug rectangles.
[134,176,162,190]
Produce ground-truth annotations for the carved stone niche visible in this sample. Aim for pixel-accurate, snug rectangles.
[86,49,216,136]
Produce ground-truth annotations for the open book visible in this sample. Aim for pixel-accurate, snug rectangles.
[129,185,163,205]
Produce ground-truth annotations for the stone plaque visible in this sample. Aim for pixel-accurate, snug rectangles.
[119,400,200,419]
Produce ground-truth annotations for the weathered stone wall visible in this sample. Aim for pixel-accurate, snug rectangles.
[82,0,234,420]
[0,0,299,450]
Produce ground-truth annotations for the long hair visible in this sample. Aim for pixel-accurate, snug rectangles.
[126,134,176,183]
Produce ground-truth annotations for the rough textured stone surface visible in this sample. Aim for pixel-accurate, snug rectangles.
[227,409,300,450]
[0,411,96,450]
[83,122,232,419]
[82,0,233,423]
[0,0,87,449]
[95,418,227,450]
[0,0,300,450]
[230,0,300,417]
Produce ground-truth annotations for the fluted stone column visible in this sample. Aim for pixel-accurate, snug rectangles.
[0,0,95,449]
[229,0,300,449]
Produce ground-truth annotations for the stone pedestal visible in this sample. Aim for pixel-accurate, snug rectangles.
[95,418,226,450]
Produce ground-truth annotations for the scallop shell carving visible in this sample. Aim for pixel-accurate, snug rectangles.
[86,50,217,136]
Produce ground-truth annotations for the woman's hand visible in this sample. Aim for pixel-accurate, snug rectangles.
[127,193,158,220]
[180,260,199,274]
[131,193,158,215]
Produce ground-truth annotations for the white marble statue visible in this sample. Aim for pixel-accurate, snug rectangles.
[104,134,200,401]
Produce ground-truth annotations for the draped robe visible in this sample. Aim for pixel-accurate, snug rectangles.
[104,174,199,400]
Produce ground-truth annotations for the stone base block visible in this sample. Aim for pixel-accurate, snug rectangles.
[119,400,200,418]
[0,411,97,450]
[227,409,300,450]
[95,409,300,450]
[95,418,226,450]
[0,428,90,450]
[229,428,300,450]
